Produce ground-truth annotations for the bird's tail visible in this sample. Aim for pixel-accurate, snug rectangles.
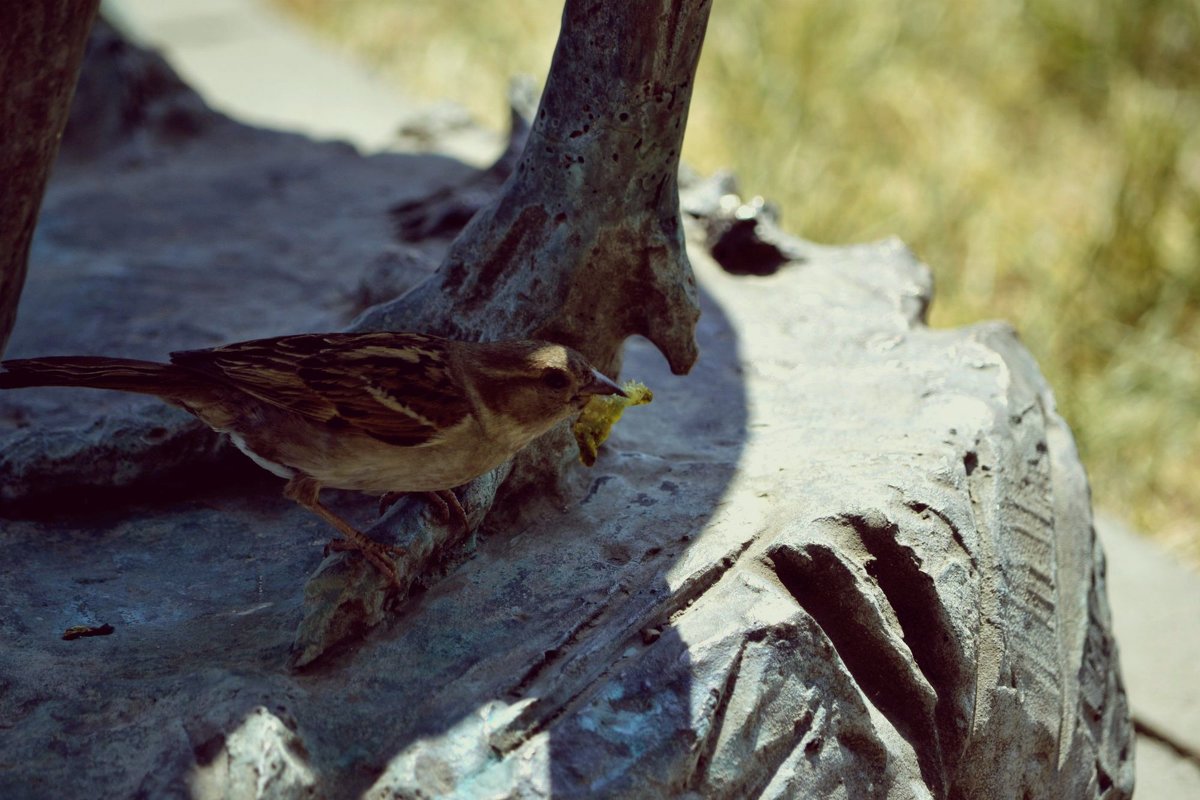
[0,356,202,397]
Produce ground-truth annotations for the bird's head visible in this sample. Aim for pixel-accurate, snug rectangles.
[469,340,626,442]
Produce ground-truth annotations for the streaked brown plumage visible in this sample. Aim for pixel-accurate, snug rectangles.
[0,332,625,584]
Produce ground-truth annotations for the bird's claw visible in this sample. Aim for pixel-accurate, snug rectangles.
[424,489,469,534]
[377,490,468,534]
[324,537,405,587]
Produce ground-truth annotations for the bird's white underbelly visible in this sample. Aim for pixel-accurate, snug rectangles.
[228,431,296,479]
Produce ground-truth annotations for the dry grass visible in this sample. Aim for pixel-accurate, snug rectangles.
[272,0,1200,564]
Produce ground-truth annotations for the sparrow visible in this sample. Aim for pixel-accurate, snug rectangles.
[0,332,626,584]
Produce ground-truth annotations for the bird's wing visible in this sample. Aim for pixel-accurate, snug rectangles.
[170,333,470,446]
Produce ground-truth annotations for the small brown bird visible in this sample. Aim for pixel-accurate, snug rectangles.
[0,332,625,583]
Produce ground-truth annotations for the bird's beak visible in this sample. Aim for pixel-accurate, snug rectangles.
[581,368,626,398]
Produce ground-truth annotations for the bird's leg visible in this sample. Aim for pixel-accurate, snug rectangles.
[284,475,404,586]
[425,489,468,534]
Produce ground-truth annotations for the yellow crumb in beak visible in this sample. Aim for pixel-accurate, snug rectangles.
[573,380,654,466]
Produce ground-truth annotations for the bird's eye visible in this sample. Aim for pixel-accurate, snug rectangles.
[542,368,571,390]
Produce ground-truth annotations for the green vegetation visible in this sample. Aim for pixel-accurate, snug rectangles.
[273,0,1200,564]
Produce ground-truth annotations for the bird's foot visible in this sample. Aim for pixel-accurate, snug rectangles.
[376,489,468,534]
[284,476,405,588]
[423,489,469,534]
[325,536,406,587]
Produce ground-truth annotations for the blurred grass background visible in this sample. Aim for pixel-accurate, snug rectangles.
[272,0,1199,564]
